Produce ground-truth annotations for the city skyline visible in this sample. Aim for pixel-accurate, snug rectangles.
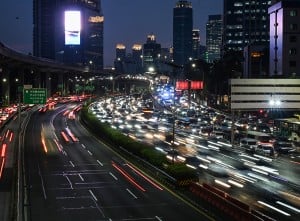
[0,0,222,67]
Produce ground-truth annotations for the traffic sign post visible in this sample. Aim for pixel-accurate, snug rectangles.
[23,88,47,104]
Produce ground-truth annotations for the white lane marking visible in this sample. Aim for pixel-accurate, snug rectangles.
[37,163,47,199]
[109,172,118,180]
[97,160,103,166]
[87,150,93,156]
[78,174,84,181]
[155,216,163,221]
[126,188,137,199]
[89,189,98,202]
[62,150,68,156]
[276,201,300,213]
[69,161,75,167]
[81,144,86,149]
[64,175,73,189]
[258,201,290,216]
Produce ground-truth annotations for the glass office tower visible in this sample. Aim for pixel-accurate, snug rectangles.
[223,0,272,52]
[173,0,193,66]
[33,0,103,71]
[206,15,223,63]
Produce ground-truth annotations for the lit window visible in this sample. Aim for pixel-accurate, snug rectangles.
[234,2,243,6]
[290,24,298,30]
[289,48,297,55]
[290,10,297,16]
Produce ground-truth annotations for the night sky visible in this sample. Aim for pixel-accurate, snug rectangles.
[0,0,222,67]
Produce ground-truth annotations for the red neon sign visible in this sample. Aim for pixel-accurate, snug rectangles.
[176,81,189,90]
[190,81,203,90]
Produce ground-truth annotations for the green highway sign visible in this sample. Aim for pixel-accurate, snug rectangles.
[23,88,47,104]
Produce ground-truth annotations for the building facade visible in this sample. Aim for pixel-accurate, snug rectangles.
[131,44,143,73]
[173,0,193,66]
[206,14,223,63]
[143,34,161,72]
[192,29,200,60]
[114,44,126,73]
[114,44,144,74]
[269,0,300,77]
[33,0,104,71]
[223,0,272,52]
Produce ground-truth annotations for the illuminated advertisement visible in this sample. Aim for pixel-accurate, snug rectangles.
[176,81,189,90]
[65,11,81,45]
[190,81,203,90]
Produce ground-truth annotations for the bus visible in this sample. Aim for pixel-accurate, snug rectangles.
[274,117,300,143]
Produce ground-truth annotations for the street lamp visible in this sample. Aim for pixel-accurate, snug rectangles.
[269,98,281,106]
[2,78,8,106]
[148,66,155,74]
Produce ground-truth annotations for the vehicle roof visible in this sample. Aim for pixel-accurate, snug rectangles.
[240,137,257,141]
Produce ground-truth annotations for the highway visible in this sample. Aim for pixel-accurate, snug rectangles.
[91,95,300,221]
[24,103,215,221]
[1,99,299,221]
[0,106,33,221]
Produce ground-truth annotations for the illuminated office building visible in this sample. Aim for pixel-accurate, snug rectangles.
[33,0,104,71]
[143,34,161,72]
[192,29,200,60]
[131,44,143,73]
[269,0,300,77]
[115,44,126,61]
[114,44,143,74]
[223,0,272,52]
[114,44,126,73]
[173,0,193,66]
[206,15,222,63]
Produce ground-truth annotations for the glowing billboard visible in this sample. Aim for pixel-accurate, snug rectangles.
[65,11,81,45]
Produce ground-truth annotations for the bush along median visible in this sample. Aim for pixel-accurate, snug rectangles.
[80,105,198,187]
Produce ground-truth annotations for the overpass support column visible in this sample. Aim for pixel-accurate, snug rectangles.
[33,71,41,88]
[1,68,10,106]
[40,72,52,98]
[63,73,70,96]
[45,72,52,98]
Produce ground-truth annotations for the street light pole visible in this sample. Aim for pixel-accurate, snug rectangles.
[172,77,176,163]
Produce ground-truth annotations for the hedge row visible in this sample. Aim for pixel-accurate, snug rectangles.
[80,106,198,183]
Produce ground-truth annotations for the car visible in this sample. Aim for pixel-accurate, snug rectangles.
[256,144,277,157]
[249,123,272,134]
[240,138,258,153]
[273,140,296,154]
[210,130,224,139]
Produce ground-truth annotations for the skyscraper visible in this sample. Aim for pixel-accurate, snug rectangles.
[33,0,104,71]
[173,0,193,66]
[131,44,143,73]
[223,0,272,52]
[269,0,300,77]
[206,15,223,63]
[114,44,126,73]
[192,29,200,60]
[143,34,161,72]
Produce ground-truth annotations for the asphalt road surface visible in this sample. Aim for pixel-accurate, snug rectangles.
[24,104,215,221]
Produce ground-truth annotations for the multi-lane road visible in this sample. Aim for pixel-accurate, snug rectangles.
[1,101,299,221]
[90,96,300,221]
[23,103,215,221]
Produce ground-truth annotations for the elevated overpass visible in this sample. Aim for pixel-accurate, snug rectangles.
[0,41,92,105]
[0,42,151,105]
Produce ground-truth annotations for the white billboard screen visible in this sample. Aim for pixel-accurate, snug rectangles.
[65,11,81,45]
